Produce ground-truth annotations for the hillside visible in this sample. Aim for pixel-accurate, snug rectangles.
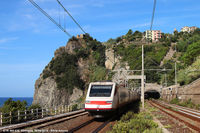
[33,28,200,108]
[104,29,200,86]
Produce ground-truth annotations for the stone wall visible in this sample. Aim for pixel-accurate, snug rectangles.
[161,78,200,104]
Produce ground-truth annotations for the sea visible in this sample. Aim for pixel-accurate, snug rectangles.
[0,97,33,107]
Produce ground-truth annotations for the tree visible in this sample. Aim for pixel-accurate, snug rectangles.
[125,29,135,41]
[133,31,143,40]
[0,98,28,124]
[182,40,200,66]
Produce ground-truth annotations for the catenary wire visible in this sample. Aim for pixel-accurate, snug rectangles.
[56,0,87,34]
[28,0,71,37]
[150,0,157,31]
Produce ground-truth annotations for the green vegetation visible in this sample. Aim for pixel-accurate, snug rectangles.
[42,34,106,93]
[106,28,200,86]
[71,104,78,111]
[49,52,84,94]
[0,98,41,124]
[0,98,27,113]
[89,66,108,82]
[109,111,161,133]
[170,98,200,109]
[124,29,143,42]
[173,29,200,85]
[113,43,169,83]
[178,57,200,85]
[181,40,200,66]
[158,29,200,86]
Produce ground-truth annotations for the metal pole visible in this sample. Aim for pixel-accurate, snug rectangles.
[36,108,38,118]
[42,108,43,118]
[10,111,12,124]
[46,108,48,116]
[141,45,145,109]
[175,44,178,97]
[31,109,33,119]
[18,110,20,122]
[165,73,167,87]
[25,110,27,120]
[0,112,2,126]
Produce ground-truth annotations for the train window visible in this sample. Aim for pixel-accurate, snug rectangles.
[89,85,113,97]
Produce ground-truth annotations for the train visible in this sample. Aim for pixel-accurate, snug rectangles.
[84,81,140,118]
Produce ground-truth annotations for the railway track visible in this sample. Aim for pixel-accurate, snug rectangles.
[0,109,88,132]
[0,109,114,133]
[68,116,115,133]
[148,100,200,132]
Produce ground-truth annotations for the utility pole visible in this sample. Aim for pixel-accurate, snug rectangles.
[141,45,145,109]
[164,73,167,87]
[175,43,178,97]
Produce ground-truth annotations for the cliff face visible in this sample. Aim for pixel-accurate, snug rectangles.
[33,38,86,108]
[33,77,72,108]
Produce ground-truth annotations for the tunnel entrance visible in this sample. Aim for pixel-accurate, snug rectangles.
[145,90,160,99]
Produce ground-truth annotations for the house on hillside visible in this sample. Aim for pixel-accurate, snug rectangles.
[76,34,84,39]
[145,30,161,42]
[181,26,198,33]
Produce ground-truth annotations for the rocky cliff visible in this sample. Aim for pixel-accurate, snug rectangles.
[33,38,85,108]
[33,35,106,108]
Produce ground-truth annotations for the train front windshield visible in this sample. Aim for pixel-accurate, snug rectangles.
[89,85,113,97]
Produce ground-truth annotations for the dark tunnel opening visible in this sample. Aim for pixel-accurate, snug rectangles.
[145,90,160,99]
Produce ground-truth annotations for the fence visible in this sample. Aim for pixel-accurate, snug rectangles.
[0,103,84,126]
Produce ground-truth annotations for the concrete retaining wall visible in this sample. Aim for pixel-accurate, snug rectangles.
[161,79,200,104]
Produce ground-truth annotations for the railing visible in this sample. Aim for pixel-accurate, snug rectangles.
[0,103,84,126]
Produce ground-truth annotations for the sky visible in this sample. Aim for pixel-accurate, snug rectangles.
[0,0,200,97]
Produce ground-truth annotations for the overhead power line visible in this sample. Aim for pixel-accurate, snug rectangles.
[150,0,157,31]
[56,0,87,34]
[28,0,72,37]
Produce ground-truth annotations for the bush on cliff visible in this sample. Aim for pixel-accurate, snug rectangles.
[89,66,108,82]
[49,53,84,94]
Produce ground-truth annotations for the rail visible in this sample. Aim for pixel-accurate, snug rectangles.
[148,100,200,132]
[0,109,87,132]
[0,103,84,126]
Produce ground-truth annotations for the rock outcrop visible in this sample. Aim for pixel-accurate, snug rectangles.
[33,76,72,108]
[33,39,85,108]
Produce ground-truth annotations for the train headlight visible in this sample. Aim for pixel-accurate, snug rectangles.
[85,101,90,103]
[106,101,112,103]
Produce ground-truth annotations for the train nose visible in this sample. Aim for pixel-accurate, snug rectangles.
[85,101,113,110]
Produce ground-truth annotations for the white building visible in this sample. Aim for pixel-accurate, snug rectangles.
[145,30,161,42]
[181,26,198,33]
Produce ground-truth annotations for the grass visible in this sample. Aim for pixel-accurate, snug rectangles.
[164,124,172,129]
[108,110,162,133]
[170,98,200,110]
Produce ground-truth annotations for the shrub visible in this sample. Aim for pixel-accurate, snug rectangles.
[68,36,78,42]
[42,69,52,79]
[170,98,180,104]
[49,53,84,93]
[143,128,163,133]
[89,66,108,82]
[120,111,135,122]
[0,98,27,124]
[28,104,41,110]
[109,111,159,133]
[71,104,78,111]
[181,40,200,66]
